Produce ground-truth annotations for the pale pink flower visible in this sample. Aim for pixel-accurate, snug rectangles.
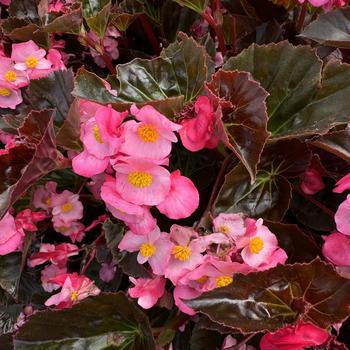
[28,243,79,268]
[33,181,57,211]
[118,227,172,275]
[15,209,47,232]
[45,273,100,309]
[120,104,182,160]
[213,213,247,240]
[260,322,329,350]
[300,168,325,195]
[12,40,52,78]
[165,225,206,284]
[156,170,199,219]
[51,190,83,224]
[128,275,166,309]
[222,335,255,350]
[173,284,202,315]
[322,232,350,266]
[334,173,350,193]
[41,264,67,292]
[179,96,219,152]
[0,82,22,109]
[0,212,25,255]
[114,157,171,206]
[53,220,85,242]
[0,57,28,88]
[335,194,350,235]
[72,149,109,177]
[99,262,116,283]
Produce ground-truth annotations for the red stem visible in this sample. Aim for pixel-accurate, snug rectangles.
[81,248,96,274]
[202,10,226,56]
[139,14,161,55]
[296,3,307,33]
[231,16,237,56]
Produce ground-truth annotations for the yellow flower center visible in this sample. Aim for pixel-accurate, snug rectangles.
[128,171,153,188]
[218,225,230,235]
[197,275,208,283]
[172,245,192,261]
[70,290,79,302]
[140,243,156,258]
[46,196,52,206]
[249,236,264,254]
[58,226,69,233]
[137,124,159,143]
[25,56,38,69]
[4,70,17,82]
[0,88,11,97]
[215,275,233,288]
[61,202,73,213]
[93,124,103,143]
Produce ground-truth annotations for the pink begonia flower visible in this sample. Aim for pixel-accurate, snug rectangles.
[120,104,182,160]
[114,157,171,206]
[87,173,105,200]
[300,168,325,195]
[51,190,83,224]
[33,181,57,211]
[0,0,10,5]
[213,212,247,239]
[128,275,166,309]
[72,149,109,177]
[179,96,219,152]
[80,100,101,122]
[118,227,172,275]
[41,264,67,292]
[53,220,85,242]
[28,243,79,268]
[99,262,116,283]
[47,49,66,70]
[45,273,100,309]
[173,284,202,315]
[0,57,28,88]
[0,82,22,109]
[15,209,47,232]
[334,173,350,193]
[322,232,350,266]
[165,225,206,284]
[222,335,255,350]
[260,322,329,350]
[298,0,345,11]
[12,40,52,78]
[0,212,25,255]
[156,170,199,219]
[335,194,350,235]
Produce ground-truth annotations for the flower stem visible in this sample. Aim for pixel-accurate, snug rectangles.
[202,10,226,56]
[296,4,307,33]
[139,14,161,55]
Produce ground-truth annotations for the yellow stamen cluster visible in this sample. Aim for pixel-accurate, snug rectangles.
[218,225,230,235]
[4,70,17,82]
[249,236,264,254]
[128,171,153,188]
[61,202,73,213]
[0,88,11,97]
[25,56,38,69]
[215,275,233,288]
[196,275,208,283]
[137,124,159,142]
[46,197,52,206]
[93,124,103,143]
[172,245,192,261]
[70,290,79,302]
[140,243,156,258]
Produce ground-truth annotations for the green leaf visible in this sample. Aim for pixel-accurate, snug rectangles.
[26,70,74,122]
[85,0,111,38]
[172,0,209,14]
[110,12,139,32]
[300,7,350,49]
[214,139,311,221]
[206,69,269,181]
[14,292,156,350]
[187,259,350,332]
[190,324,222,350]
[224,41,350,138]
[0,253,21,296]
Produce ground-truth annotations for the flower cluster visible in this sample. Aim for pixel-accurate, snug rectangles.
[0,40,65,109]
[119,213,287,314]
[298,0,345,11]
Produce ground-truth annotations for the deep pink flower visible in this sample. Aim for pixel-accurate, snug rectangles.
[99,262,116,283]
[47,48,66,70]
[114,157,171,206]
[0,0,11,5]
[51,190,83,224]
[298,0,345,11]
[335,194,350,235]
[118,226,172,275]
[41,264,67,292]
[179,96,219,152]
[15,209,47,232]
[45,273,100,309]
[72,149,109,177]
[173,284,202,315]
[0,212,25,255]
[128,275,166,309]
[156,170,199,219]
[260,322,329,350]
[28,243,79,268]
[120,104,182,159]
[0,82,22,109]
[33,181,57,211]
[300,168,325,195]
[80,100,101,122]
[0,57,28,88]
[334,173,350,193]
[322,232,350,266]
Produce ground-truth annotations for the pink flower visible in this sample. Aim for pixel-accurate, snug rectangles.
[15,209,47,232]
[0,212,25,255]
[300,168,324,195]
[0,82,22,109]
[51,190,83,224]
[213,213,247,239]
[128,275,166,309]
[33,181,57,211]
[45,273,100,309]
[118,227,172,275]
[0,0,11,5]
[173,284,202,315]
[99,262,116,283]
[114,157,171,206]
[179,96,219,152]
[28,243,79,268]
[334,173,350,193]
[156,170,199,219]
[260,322,329,350]
[80,100,101,122]
[335,194,350,235]
[12,40,52,78]
[299,0,345,11]
[165,225,206,284]
[72,150,109,177]
[222,335,255,350]
[0,57,28,88]
[47,49,66,70]
[41,264,67,292]
[120,104,182,159]
[322,232,350,266]
[53,220,85,242]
